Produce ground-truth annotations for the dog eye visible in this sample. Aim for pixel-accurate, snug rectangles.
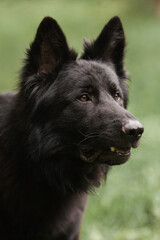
[79,94,90,102]
[114,91,121,101]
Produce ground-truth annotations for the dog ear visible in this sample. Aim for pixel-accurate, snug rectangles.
[81,16,126,78]
[22,17,77,79]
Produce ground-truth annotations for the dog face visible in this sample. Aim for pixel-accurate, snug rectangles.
[20,16,143,167]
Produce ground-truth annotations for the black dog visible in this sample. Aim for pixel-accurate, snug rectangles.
[0,16,143,240]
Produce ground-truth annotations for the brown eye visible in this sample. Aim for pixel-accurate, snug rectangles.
[114,91,120,101]
[79,94,90,102]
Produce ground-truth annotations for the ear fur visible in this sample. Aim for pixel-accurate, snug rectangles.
[81,16,126,78]
[22,17,77,79]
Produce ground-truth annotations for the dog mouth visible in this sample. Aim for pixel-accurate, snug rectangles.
[80,146,131,165]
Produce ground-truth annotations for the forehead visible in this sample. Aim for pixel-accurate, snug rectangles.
[61,60,120,88]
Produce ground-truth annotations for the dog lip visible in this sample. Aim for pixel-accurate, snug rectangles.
[80,146,131,163]
[80,149,102,163]
[110,146,131,155]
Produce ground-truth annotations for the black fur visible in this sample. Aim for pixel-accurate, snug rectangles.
[0,16,143,240]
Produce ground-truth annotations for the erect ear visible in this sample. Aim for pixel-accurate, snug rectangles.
[22,17,77,79]
[81,16,126,78]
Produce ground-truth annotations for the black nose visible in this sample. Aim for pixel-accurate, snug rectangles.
[122,119,144,146]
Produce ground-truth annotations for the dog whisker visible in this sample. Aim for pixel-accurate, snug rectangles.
[77,133,100,146]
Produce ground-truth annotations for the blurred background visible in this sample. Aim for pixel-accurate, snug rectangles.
[0,0,160,239]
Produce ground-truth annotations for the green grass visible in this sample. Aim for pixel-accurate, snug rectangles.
[0,1,160,239]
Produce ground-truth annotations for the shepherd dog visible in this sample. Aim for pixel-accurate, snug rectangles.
[0,16,143,240]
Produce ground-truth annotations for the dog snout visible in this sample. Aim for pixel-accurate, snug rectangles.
[122,119,144,147]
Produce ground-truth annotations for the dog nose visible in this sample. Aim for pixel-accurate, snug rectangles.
[122,119,144,145]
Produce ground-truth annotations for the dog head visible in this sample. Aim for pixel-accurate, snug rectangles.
[20,16,143,167]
